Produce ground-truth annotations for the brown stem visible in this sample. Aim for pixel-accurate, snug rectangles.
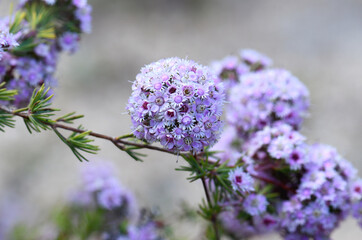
[251,173,295,193]
[1,106,176,156]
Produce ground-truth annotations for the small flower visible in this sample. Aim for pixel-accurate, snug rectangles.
[351,179,362,201]
[34,43,50,57]
[243,194,268,216]
[287,147,306,170]
[228,167,254,193]
[58,32,79,53]
[97,184,123,210]
[267,135,293,159]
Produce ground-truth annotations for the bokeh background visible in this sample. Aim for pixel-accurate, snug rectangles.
[1,0,362,239]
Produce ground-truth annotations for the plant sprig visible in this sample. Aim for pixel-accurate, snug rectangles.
[0,84,177,162]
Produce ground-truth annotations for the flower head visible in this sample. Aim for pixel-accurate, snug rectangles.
[127,57,225,153]
[228,167,254,193]
[227,69,309,134]
[243,194,268,216]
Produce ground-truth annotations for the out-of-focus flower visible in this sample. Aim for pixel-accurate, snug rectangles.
[228,166,254,193]
[227,69,309,135]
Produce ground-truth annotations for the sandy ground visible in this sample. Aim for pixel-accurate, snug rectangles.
[1,0,362,239]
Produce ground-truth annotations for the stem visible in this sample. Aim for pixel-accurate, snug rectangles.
[0,106,176,156]
[195,154,220,240]
[251,172,295,194]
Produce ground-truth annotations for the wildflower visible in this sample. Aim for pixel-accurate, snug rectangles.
[58,32,79,53]
[228,167,254,193]
[243,194,268,216]
[127,57,225,152]
[227,69,309,135]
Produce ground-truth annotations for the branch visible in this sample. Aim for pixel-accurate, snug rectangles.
[0,105,176,157]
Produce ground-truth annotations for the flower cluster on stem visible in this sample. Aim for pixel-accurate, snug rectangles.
[127,57,225,153]
[0,0,91,107]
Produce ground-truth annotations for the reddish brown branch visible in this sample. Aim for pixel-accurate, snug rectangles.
[1,106,176,156]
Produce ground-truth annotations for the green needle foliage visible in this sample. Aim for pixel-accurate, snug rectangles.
[56,112,84,124]
[0,82,18,101]
[53,126,100,162]
[176,150,239,237]
[0,83,18,131]
[21,85,58,133]
[0,110,15,132]
[11,85,100,162]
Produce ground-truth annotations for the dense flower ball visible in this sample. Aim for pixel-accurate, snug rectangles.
[127,57,225,152]
[227,69,309,135]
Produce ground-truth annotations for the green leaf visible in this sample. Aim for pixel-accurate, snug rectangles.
[20,85,59,133]
[53,127,99,162]
[9,11,26,34]
[0,110,15,132]
[0,82,18,101]
[56,112,84,124]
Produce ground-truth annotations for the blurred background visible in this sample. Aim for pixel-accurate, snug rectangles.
[1,0,362,239]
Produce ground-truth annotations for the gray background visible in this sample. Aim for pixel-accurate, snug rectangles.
[1,0,362,239]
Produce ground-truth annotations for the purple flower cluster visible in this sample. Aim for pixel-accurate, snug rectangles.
[210,49,272,89]
[127,57,225,153]
[209,49,362,239]
[72,161,166,240]
[0,25,19,58]
[0,0,92,107]
[218,124,306,237]
[219,204,278,238]
[0,47,58,106]
[218,123,361,239]
[279,144,358,239]
[227,69,310,134]
[74,161,138,217]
